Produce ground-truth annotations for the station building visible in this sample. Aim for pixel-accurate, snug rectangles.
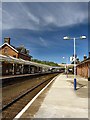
[76,54,90,78]
[0,38,48,76]
[0,37,32,61]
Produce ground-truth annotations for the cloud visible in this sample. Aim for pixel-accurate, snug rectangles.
[39,37,48,47]
[2,0,90,2]
[2,2,88,31]
[2,2,39,30]
[19,2,39,24]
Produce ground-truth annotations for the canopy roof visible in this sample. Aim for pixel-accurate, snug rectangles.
[0,54,54,68]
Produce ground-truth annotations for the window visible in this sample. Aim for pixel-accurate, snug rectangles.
[13,55,16,58]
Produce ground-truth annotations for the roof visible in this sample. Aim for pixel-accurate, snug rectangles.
[76,57,90,66]
[0,43,19,53]
[0,54,52,68]
[19,52,32,58]
[0,43,32,58]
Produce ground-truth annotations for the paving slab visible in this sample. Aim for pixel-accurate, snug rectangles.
[20,74,88,118]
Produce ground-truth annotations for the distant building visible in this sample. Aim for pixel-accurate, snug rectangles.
[0,37,32,61]
[76,53,90,78]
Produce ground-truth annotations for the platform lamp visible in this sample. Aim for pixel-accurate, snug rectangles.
[63,36,86,90]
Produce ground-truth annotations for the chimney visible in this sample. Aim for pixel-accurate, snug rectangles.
[89,52,90,58]
[84,55,87,60]
[4,37,10,44]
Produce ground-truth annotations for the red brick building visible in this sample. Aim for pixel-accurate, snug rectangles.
[76,55,90,78]
[0,37,32,61]
[0,37,43,75]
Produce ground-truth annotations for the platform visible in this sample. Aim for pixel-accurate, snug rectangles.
[17,74,88,118]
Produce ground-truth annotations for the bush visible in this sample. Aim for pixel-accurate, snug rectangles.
[88,77,90,81]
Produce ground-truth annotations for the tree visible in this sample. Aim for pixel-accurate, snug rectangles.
[31,59,59,66]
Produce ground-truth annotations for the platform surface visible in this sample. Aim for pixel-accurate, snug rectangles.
[20,74,88,118]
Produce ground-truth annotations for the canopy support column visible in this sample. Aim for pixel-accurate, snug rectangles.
[12,63,15,75]
[21,64,24,74]
[29,65,31,73]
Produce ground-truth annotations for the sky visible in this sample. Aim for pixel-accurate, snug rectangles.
[2,0,90,2]
[2,2,88,64]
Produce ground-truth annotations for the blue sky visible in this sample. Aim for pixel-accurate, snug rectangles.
[2,2,88,63]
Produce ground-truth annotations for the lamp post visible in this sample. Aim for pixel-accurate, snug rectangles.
[63,36,86,90]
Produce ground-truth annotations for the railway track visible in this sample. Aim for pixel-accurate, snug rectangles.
[1,73,59,119]
[2,72,59,87]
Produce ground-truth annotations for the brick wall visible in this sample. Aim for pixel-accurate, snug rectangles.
[77,62,90,78]
[0,45,18,58]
